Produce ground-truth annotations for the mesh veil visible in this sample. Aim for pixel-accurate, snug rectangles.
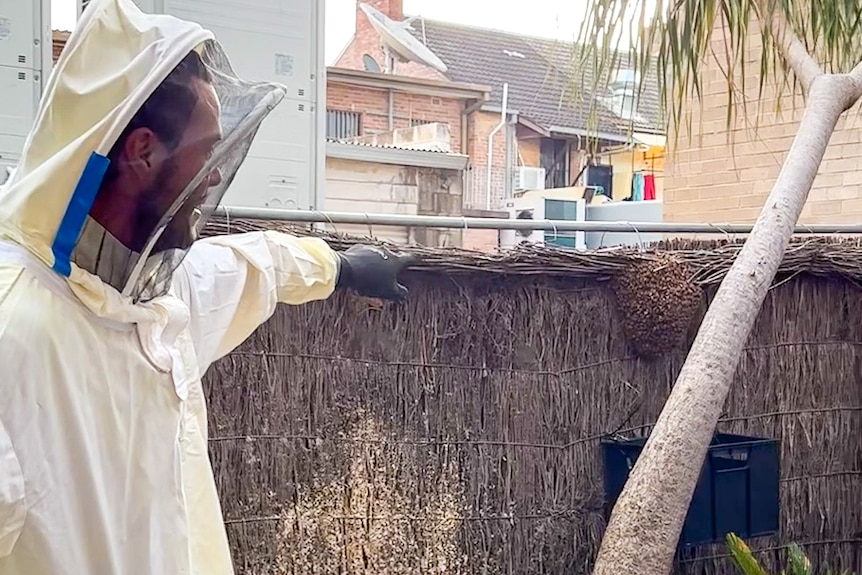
[70,39,286,303]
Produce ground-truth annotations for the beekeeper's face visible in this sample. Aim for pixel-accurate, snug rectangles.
[131,77,223,253]
[77,44,286,302]
[94,55,223,255]
[144,77,223,252]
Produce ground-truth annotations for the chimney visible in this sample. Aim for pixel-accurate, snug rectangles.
[356,0,404,39]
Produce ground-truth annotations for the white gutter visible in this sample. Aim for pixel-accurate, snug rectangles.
[549,125,633,144]
[481,104,519,115]
[326,141,469,170]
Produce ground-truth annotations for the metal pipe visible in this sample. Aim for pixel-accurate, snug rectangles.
[573,134,583,185]
[213,206,862,235]
[504,113,514,199]
[387,88,394,131]
[461,99,485,210]
[486,83,509,210]
[382,44,393,74]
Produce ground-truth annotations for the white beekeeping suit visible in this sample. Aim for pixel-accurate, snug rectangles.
[0,0,415,573]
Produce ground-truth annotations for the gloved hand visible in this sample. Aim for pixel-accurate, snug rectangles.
[335,244,419,301]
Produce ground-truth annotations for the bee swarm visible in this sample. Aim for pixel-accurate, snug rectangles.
[611,253,702,358]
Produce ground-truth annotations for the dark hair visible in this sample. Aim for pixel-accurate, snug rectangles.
[103,50,212,182]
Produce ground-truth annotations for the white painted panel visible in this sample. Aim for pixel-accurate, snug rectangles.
[165,0,314,100]
[0,65,39,157]
[0,0,41,70]
[323,160,415,245]
[129,0,325,210]
[0,0,49,161]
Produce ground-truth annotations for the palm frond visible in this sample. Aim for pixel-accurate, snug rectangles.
[726,533,770,575]
[572,0,862,147]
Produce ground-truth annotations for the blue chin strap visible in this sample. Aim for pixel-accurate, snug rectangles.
[50,152,111,277]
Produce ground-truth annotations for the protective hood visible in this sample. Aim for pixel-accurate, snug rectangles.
[0,0,286,306]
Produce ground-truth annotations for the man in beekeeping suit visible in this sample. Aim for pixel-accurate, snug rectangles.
[0,0,416,573]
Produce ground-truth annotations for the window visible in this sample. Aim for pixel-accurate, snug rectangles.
[326,110,361,139]
[362,54,381,73]
[540,138,571,189]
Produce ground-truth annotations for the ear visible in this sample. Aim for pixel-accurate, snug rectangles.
[121,127,163,181]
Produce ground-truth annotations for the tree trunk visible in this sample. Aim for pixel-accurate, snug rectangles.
[590,21,862,575]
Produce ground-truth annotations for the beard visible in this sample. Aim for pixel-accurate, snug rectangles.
[134,160,200,255]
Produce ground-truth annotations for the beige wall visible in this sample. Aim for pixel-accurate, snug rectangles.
[325,158,418,244]
[324,157,464,247]
[516,136,541,168]
[606,146,665,200]
[461,209,508,252]
[462,229,499,252]
[664,14,862,224]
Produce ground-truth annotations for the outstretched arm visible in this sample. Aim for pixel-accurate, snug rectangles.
[171,230,339,371]
[171,230,418,372]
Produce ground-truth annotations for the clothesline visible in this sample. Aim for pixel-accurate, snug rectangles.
[631,171,657,201]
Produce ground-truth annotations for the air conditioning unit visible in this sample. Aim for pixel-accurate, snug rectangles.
[0,0,51,177]
[499,195,586,251]
[75,0,327,211]
[514,166,546,191]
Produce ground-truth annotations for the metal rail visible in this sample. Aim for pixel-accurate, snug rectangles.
[214,206,862,235]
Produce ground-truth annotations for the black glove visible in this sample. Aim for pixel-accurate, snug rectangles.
[335,244,419,301]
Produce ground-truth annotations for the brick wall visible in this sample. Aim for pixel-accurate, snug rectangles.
[462,229,500,252]
[664,15,862,224]
[52,31,69,63]
[517,136,541,167]
[326,81,464,153]
[332,0,561,211]
[326,85,529,211]
[461,209,507,252]
[335,0,447,82]
[464,110,517,209]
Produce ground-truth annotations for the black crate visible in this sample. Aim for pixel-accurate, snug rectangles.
[601,432,780,547]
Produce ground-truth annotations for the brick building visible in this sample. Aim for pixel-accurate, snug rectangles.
[664,16,862,225]
[334,0,666,210]
[325,67,488,155]
[49,30,485,249]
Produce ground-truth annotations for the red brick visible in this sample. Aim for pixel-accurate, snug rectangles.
[335,0,446,82]
[326,81,465,153]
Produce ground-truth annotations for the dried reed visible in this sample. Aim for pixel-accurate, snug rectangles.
[202,217,862,574]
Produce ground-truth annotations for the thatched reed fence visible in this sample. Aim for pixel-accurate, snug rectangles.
[202,219,862,575]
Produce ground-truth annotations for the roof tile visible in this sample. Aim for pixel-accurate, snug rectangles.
[406,19,665,137]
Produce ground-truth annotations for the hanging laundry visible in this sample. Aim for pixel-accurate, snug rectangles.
[631,172,645,201]
[644,174,656,201]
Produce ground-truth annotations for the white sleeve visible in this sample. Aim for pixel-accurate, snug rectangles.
[171,230,340,371]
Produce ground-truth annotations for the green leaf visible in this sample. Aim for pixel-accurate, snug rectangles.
[786,543,811,575]
[784,543,811,575]
[726,533,770,575]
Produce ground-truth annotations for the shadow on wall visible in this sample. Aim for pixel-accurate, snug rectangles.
[274,412,464,574]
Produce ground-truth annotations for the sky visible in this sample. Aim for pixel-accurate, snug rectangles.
[50,0,591,65]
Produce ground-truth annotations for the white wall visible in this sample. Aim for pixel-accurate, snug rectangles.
[324,158,418,244]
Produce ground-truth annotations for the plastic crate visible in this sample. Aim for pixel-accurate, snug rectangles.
[601,432,780,547]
